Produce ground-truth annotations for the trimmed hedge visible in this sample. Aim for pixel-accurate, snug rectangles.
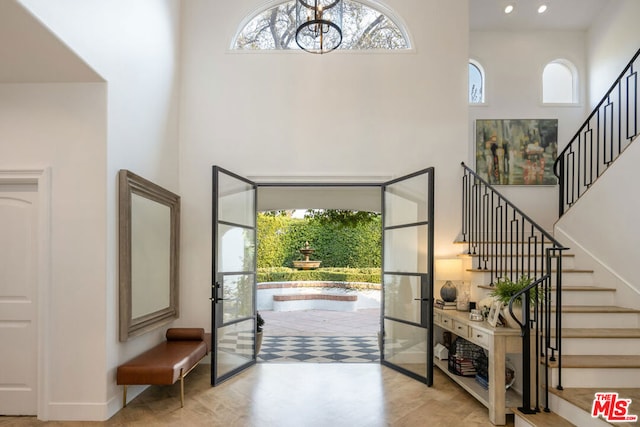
[257,213,381,269]
[257,267,381,284]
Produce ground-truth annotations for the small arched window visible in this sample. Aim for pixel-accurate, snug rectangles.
[469,60,485,104]
[543,59,578,104]
[233,0,410,51]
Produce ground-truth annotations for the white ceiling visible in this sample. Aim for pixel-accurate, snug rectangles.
[0,0,614,84]
[469,0,613,31]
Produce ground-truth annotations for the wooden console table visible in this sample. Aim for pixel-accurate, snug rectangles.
[434,308,523,425]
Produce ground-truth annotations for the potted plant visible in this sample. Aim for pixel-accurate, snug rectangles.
[256,311,265,355]
[489,275,536,327]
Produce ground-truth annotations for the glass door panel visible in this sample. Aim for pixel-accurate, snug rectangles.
[383,225,430,273]
[384,173,430,227]
[381,168,434,385]
[383,274,422,323]
[212,166,257,386]
[220,274,254,323]
[383,318,428,378]
[217,224,255,272]
[217,172,255,226]
[215,319,255,379]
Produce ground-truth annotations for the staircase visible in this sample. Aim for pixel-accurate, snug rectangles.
[538,274,640,426]
[457,48,640,426]
[461,244,640,426]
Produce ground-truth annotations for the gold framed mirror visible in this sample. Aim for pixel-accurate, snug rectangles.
[118,170,180,341]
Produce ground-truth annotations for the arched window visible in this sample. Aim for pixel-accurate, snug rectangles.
[469,59,485,104]
[233,0,410,51]
[543,59,578,103]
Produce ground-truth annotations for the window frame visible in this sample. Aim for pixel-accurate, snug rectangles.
[230,0,413,53]
[542,59,579,105]
[469,59,486,105]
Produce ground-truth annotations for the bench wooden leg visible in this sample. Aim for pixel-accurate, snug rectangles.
[123,385,128,408]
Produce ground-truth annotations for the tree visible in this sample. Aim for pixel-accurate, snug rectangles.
[304,209,380,227]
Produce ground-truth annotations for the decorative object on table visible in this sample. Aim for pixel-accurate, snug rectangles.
[295,0,343,54]
[474,350,489,390]
[440,281,457,302]
[505,358,516,390]
[475,119,558,185]
[487,300,502,327]
[489,275,535,328]
[435,299,457,310]
[469,309,484,322]
[442,331,452,349]
[434,343,449,360]
[456,281,471,311]
[477,296,495,320]
[448,337,483,377]
[476,355,515,390]
[435,258,463,303]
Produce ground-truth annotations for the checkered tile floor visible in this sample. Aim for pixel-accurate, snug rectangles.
[258,335,380,363]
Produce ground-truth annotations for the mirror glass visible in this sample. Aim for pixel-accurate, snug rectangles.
[131,193,171,318]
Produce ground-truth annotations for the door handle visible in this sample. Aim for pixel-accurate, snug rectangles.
[413,298,430,302]
[212,281,224,303]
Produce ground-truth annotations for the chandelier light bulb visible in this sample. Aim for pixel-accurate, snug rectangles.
[538,4,548,13]
[504,5,514,14]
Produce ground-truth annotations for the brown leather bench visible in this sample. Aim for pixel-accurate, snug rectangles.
[117,328,208,408]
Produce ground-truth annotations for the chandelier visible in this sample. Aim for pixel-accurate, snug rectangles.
[295,0,343,54]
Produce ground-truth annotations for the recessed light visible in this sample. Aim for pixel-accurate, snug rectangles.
[504,5,514,14]
[538,4,548,13]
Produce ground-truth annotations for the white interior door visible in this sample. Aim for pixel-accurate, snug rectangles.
[0,183,38,415]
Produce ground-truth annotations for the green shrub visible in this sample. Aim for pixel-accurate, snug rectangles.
[257,267,381,284]
[257,213,381,269]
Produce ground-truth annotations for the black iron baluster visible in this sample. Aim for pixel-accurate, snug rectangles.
[554,48,639,217]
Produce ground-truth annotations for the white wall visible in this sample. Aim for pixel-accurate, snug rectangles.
[0,83,107,419]
[555,139,640,307]
[469,31,589,232]
[178,0,470,329]
[5,0,635,421]
[554,0,640,308]
[587,0,640,108]
[15,0,182,420]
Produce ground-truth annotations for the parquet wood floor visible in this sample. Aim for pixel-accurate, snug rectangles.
[1,363,514,426]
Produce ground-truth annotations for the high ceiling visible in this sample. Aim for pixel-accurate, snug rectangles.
[0,0,615,84]
[469,0,613,31]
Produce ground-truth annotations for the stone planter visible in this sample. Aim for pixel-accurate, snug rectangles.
[501,305,522,328]
[256,331,263,355]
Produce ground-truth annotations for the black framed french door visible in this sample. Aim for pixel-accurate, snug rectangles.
[211,166,257,386]
[380,168,435,385]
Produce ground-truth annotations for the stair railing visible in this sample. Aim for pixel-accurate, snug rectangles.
[555,48,640,216]
[461,162,567,414]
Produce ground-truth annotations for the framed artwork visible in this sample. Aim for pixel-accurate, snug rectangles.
[487,301,502,327]
[475,119,558,185]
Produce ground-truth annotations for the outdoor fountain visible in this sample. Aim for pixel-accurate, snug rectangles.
[292,241,322,270]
